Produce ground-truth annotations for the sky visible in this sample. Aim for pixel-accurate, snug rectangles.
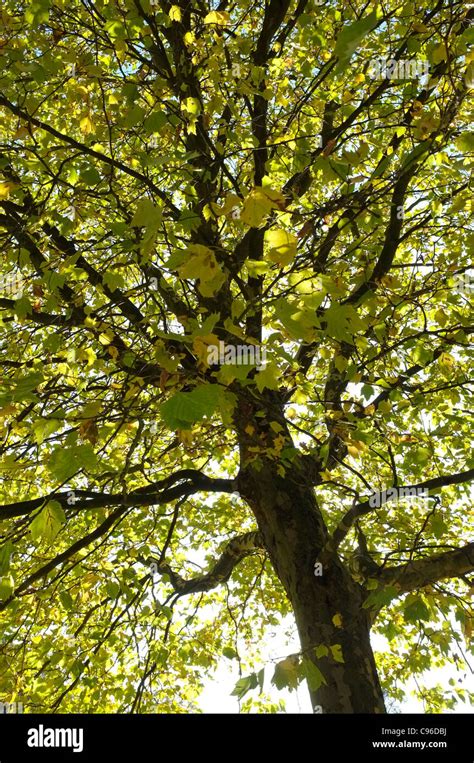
[197,626,473,714]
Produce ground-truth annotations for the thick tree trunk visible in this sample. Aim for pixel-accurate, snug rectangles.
[236,397,386,713]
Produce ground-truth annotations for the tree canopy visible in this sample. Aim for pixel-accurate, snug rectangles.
[0,0,473,713]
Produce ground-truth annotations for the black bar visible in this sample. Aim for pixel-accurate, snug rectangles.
[0,713,472,761]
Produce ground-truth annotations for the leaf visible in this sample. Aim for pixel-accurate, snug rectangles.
[144,111,167,133]
[169,5,181,22]
[81,167,101,185]
[12,372,43,402]
[247,260,270,277]
[363,584,399,610]
[106,581,121,599]
[240,187,278,228]
[324,304,364,341]
[30,500,66,543]
[330,644,344,663]
[0,575,14,601]
[159,384,220,429]
[222,646,238,660]
[0,181,19,199]
[231,673,258,699]
[300,657,327,692]
[404,596,431,624]
[14,296,33,319]
[79,115,94,135]
[265,229,297,265]
[175,244,225,296]
[0,541,14,576]
[48,444,98,482]
[182,97,201,116]
[33,417,61,445]
[204,10,231,25]
[334,12,378,67]
[131,198,162,228]
[255,363,281,392]
[60,591,74,610]
[272,656,299,691]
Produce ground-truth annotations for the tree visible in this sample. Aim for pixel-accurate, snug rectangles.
[0,0,472,714]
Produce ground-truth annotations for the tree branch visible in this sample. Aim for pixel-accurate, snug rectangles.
[146,529,264,595]
[0,470,237,520]
[377,542,474,594]
[331,468,474,551]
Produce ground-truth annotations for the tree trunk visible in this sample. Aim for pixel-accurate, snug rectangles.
[236,397,386,713]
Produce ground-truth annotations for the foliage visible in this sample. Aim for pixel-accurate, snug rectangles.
[0,0,472,712]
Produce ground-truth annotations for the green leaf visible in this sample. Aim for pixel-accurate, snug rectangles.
[159,384,220,429]
[59,590,74,610]
[48,444,97,482]
[231,673,258,699]
[81,167,101,186]
[131,198,162,228]
[30,500,66,543]
[106,581,121,599]
[222,646,238,660]
[0,575,14,600]
[255,363,281,392]
[0,541,14,576]
[363,584,399,610]
[300,657,327,692]
[324,304,361,341]
[33,418,61,445]
[334,12,378,68]
[404,596,431,624]
[144,111,168,133]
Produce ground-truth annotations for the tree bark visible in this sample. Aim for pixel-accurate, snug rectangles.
[236,395,386,713]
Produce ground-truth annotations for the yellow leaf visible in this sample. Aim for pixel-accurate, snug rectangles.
[255,363,281,392]
[319,469,333,482]
[79,115,93,134]
[204,10,230,25]
[192,334,219,366]
[78,347,97,367]
[240,187,275,227]
[332,613,343,628]
[0,181,19,199]
[330,644,344,663]
[177,429,193,446]
[177,245,225,296]
[265,229,297,265]
[107,345,119,361]
[169,5,181,22]
[182,97,201,115]
[210,193,242,217]
[347,444,360,457]
[13,126,29,140]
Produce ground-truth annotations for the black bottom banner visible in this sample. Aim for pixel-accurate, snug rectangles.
[0,712,472,760]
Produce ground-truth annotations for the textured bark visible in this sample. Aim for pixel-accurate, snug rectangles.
[236,395,386,713]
